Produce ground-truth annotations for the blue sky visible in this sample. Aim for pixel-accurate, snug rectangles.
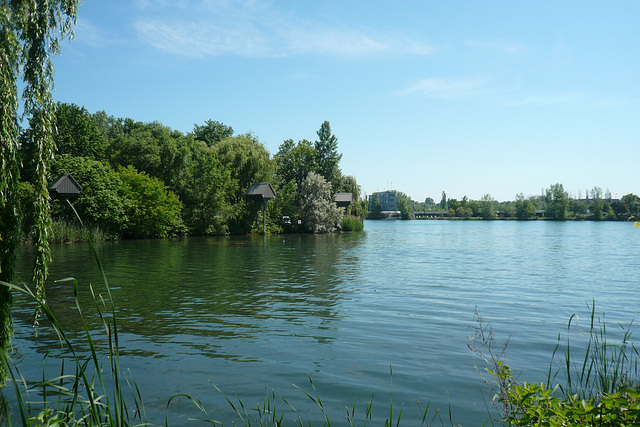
[51,1,639,202]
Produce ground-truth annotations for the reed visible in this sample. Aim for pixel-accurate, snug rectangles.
[168,373,458,427]
[470,304,640,425]
[0,265,145,425]
[21,218,113,244]
[49,219,112,243]
[340,216,364,232]
[551,301,640,399]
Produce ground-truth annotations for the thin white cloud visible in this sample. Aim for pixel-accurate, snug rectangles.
[133,1,434,58]
[73,19,117,47]
[465,39,527,55]
[134,0,190,9]
[394,78,485,99]
[506,93,583,107]
[506,92,633,108]
[135,20,273,57]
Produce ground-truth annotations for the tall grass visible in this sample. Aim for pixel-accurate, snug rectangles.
[0,265,146,426]
[21,218,113,244]
[340,216,364,232]
[469,304,640,425]
[168,373,459,427]
[551,301,640,399]
[48,219,112,243]
[2,204,145,426]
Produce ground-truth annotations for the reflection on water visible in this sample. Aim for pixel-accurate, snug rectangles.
[10,221,640,425]
[14,234,364,358]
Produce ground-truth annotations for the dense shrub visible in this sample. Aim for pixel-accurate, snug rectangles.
[51,154,128,236]
[341,215,364,231]
[118,165,185,238]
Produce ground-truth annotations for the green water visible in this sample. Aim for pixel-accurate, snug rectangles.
[11,220,640,425]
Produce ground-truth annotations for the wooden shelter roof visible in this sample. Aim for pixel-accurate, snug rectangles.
[246,182,276,201]
[48,173,82,197]
[333,192,353,206]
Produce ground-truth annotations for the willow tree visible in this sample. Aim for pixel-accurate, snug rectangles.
[0,0,78,377]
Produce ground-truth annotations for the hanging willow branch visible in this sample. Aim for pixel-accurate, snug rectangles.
[0,2,22,381]
[0,0,78,369]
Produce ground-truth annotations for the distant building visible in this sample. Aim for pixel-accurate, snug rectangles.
[369,190,398,212]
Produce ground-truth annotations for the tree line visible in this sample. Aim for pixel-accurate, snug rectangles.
[17,103,366,239]
[370,184,640,221]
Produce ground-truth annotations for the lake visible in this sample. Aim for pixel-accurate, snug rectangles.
[9,220,640,425]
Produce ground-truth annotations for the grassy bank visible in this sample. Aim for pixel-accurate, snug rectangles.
[20,219,113,244]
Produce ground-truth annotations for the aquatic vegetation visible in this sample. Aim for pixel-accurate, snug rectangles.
[469,305,640,426]
[340,215,365,232]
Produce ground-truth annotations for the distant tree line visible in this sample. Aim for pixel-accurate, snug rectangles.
[370,183,640,221]
[17,103,365,239]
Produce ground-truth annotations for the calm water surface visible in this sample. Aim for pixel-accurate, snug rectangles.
[10,220,640,425]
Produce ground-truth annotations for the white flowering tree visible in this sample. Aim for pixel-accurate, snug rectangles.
[298,172,343,233]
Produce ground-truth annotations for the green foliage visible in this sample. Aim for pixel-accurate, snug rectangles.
[545,183,569,220]
[274,138,317,188]
[272,135,344,232]
[315,121,342,192]
[590,186,605,220]
[568,199,587,217]
[54,102,107,160]
[52,154,128,236]
[269,180,299,233]
[48,218,110,243]
[108,120,195,194]
[471,304,640,426]
[193,119,234,146]
[425,197,435,207]
[118,165,185,238]
[212,133,273,234]
[501,381,640,426]
[298,172,344,233]
[499,204,515,218]
[340,175,361,203]
[351,199,368,220]
[515,193,536,220]
[621,193,640,221]
[341,215,364,231]
[180,142,234,235]
[480,194,496,220]
[50,156,187,238]
[1,0,79,370]
[396,191,413,220]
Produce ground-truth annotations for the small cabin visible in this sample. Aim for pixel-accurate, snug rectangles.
[333,193,353,209]
[48,173,82,199]
[246,182,276,202]
[246,182,276,234]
